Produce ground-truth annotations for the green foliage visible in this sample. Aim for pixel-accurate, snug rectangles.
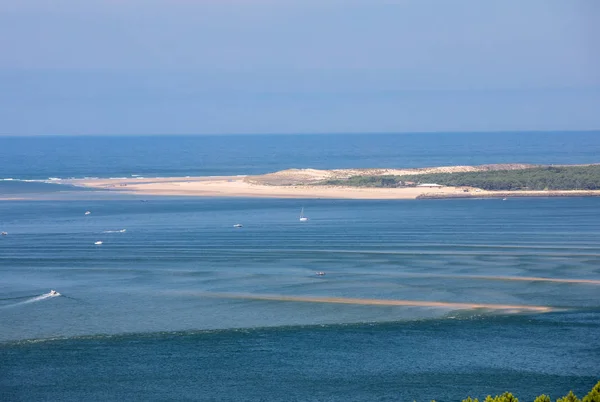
[582,381,600,402]
[321,165,600,191]
[481,392,518,402]
[449,382,600,402]
[325,175,401,188]
[556,391,581,402]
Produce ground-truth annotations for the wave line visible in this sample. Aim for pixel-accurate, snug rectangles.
[385,273,600,285]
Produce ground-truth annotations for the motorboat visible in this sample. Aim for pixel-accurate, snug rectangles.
[316,271,326,276]
[94,241,103,245]
[1,231,7,236]
[49,290,61,296]
[85,211,91,215]
[233,224,243,228]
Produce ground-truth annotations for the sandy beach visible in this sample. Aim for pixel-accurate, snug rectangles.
[64,175,468,199]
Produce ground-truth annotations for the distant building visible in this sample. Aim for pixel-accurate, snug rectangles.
[417,183,443,188]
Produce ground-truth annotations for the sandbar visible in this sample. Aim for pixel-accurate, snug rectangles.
[66,176,463,199]
[62,175,600,200]
[52,165,600,200]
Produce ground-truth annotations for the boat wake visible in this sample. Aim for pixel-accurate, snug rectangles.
[102,229,127,233]
[0,291,61,309]
[0,294,40,301]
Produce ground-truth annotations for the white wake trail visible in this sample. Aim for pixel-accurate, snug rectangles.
[0,292,60,308]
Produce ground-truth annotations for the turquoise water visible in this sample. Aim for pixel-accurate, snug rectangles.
[1,133,600,401]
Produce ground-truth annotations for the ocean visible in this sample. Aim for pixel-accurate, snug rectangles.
[2,131,600,181]
[1,132,599,401]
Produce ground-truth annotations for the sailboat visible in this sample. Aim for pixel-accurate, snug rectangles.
[299,207,308,222]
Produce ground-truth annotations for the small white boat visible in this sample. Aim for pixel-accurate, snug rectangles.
[1,231,7,236]
[94,241,103,245]
[49,290,61,296]
[299,207,308,222]
[233,224,243,228]
[502,198,507,201]
[85,211,91,215]
[316,271,326,276]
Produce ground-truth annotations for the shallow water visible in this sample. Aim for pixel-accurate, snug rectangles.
[1,197,599,400]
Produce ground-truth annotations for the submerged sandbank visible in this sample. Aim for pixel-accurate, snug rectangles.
[198,292,556,313]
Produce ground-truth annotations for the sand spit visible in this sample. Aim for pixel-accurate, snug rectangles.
[57,163,600,200]
[200,292,555,313]
[65,176,463,199]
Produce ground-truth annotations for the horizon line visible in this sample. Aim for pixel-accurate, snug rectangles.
[1,129,599,138]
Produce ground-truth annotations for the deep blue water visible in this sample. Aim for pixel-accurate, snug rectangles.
[1,131,599,180]
[1,133,600,401]
[1,317,598,402]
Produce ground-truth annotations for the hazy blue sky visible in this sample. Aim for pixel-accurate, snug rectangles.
[0,0,598,135]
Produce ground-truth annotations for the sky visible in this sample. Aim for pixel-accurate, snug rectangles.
[0,0,598,135]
